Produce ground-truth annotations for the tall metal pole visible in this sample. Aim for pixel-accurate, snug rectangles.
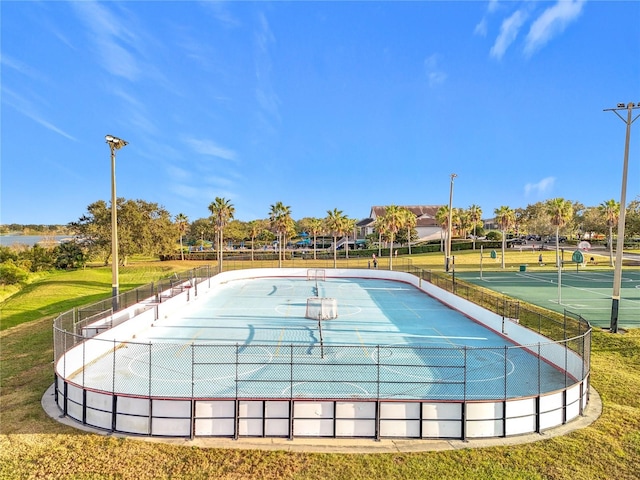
[105,135,128,312]
[604,102,639,333]
[446,173,457,272]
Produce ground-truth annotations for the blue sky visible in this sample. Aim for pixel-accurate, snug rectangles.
[2,1,639,226]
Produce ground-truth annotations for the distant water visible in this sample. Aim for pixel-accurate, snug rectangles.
[0,235,70,247]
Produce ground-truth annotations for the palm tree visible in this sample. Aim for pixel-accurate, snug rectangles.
[545,198,573,268]
[381,205,404,270]
[374,215,387,258]
[468,204,483,250]
[343,217,357,260]
[175,213,189,261]
[599,199,620,267]
[307,218,324,260]
[247,220,265,262]
[401,208,416,255]
[494,205,515,269]
[435,205,450,260]
[208,198,235,273]
[457,209,472,241]
[269,202,292,268]
[325,208,348,269]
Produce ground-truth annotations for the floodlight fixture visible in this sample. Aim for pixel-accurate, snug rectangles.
[105,134,128,150]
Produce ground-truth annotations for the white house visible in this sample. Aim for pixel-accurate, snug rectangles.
[357,205,445,242]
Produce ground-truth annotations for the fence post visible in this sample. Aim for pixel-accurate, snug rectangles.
[462,346,467,442]
[289,344,294,440]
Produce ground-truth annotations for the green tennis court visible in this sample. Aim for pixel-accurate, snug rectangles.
[456,270,640,329]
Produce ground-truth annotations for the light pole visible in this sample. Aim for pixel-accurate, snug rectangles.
[446,173,457,272]
[105,134,128,311]
[604,102,639,333]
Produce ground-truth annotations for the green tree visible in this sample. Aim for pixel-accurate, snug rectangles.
[175,213,189,261]
[580,206,606,240]
[435,205,450,258]
[626,197,640,238]
[545,198,574,268]
[306,218,325,260]
[71,199,176,265]
[55,240,87,270]
[0,260,29,285]
[208,197,235,273]
[189,218,212,250]
[570,202,587,240]
[494,205,515,269]
[520,202,552,238]
[374,215,388,258]
[70,200,112,265]
[400,207,417,255]
[599,199,620,267]
[247,219,268,261]
[0,246,18,264]
[380,205,404,270]
[119,199,176,263]
[457,209,472,241]
[269,202,293,268]
[325,208,349,269]
[343,217,357,260]
[225,220,248,246]
[468,204,483,250]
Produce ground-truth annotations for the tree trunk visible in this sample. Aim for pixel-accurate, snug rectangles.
[555,226,560,268]
[609,226,614,267]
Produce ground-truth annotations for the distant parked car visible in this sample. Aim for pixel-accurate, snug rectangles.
[509,238,527,246]
[545,235,567,243]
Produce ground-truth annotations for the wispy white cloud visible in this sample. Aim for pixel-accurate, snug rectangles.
[109,86,158,136]
[254,12,280,123]
[524,177,556,196]
[199,0,241,28]
[490,9,528,60]
[524,0,586,57]
[2,86,77,141]
[183,137,237,161]
[474,18,488,37]
[1,55,46,81]
[474,0,501,37]
[424,54,447,87]
[166,165,191,182]
[70,1,141,81]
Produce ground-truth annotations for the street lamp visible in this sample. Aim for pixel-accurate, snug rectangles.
[105,134,128,311]
[446,173,457,272]
[603,102,639,333]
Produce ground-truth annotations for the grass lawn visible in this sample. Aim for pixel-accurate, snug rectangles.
[1,254,639,479]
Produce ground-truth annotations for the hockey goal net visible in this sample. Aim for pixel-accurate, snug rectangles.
[305,297,338,320]
[306,269,326,281]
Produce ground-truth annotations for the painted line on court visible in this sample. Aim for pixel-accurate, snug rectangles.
[401,302,421,318]
[175,329,202,357]
[392,333,488,341]
[274,327,286,357]
[355,328,369,356]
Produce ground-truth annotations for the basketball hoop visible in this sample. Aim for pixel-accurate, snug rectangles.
[578,241,591,251]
